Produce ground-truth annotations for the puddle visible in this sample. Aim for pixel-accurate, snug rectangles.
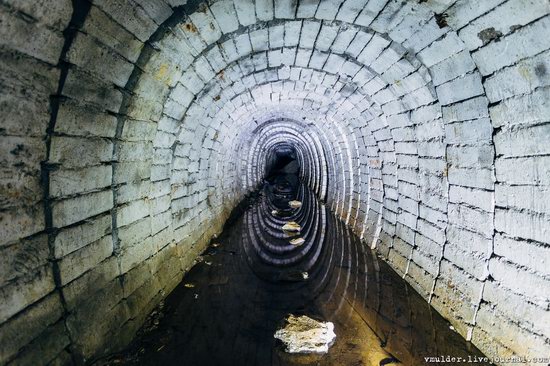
[98,180,492,366]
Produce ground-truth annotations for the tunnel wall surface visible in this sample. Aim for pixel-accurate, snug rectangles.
[1,0,549,364]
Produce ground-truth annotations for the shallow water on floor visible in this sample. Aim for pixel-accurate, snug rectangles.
[102,183,490,366]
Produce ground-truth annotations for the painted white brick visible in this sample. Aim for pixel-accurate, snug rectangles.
[495,155,550,185]
[450,185,493,213]
[496,184,550,215]
[299,21,321,49]
[284,21,301,47]
[268,24,284,48]
[430,50,476,86]
[418,33,465,68]
[494,234,549,276]
[274,0,297,19]
[442,96,489,123]
[449,203,494,239]
[489,257,550,304]
[255,0,273,21]
[436,72,484,105]
[210,1,239,34]
[458,0,549,50]
[330,27,357,54]
[233,0,256,26]
[336,0,368,23]
[50,166,112,198]
[315,0,344,21]
[485,49,550,102]
[315,24,339,52]
[354,0,389,27]
[249,28,269,52]
[472,16,550,75]
[296,0,319,18]
[52,190,113,228]
[357,34,390,66]
[346,31,373,58]
[495,124,550,158]
[446,0,507,29]
[188,6,222,44]
[490,87,550,128]
[448,145,494,169]
[448,167,494,190]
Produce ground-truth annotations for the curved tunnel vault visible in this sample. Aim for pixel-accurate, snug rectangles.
[1,0,550,364]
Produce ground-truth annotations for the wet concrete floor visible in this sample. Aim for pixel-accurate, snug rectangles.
[100,181,491,366]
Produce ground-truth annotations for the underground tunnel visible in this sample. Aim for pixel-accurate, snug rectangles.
[0,0,549,365]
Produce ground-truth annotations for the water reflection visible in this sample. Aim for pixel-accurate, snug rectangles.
[102,172,490,366]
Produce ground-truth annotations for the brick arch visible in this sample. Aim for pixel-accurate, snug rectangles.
[1,0,549,364]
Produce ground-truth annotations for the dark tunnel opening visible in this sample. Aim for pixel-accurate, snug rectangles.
[264,144,301,181]
[264,143,302,210]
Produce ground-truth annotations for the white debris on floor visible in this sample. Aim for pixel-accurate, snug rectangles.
[289,237,305,246]
[288,200,302,208]
[282,222,301,232]
[274,315,336,354]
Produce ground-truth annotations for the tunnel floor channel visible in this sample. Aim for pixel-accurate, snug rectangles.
[99,171,491,366]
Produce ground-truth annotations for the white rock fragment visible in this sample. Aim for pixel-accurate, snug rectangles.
[282,221,301,232]
[288,200,302,208]
[274,315,336,354]
[289,237,305,246]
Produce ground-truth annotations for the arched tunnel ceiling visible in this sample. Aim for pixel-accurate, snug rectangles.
[1,0,549,364]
